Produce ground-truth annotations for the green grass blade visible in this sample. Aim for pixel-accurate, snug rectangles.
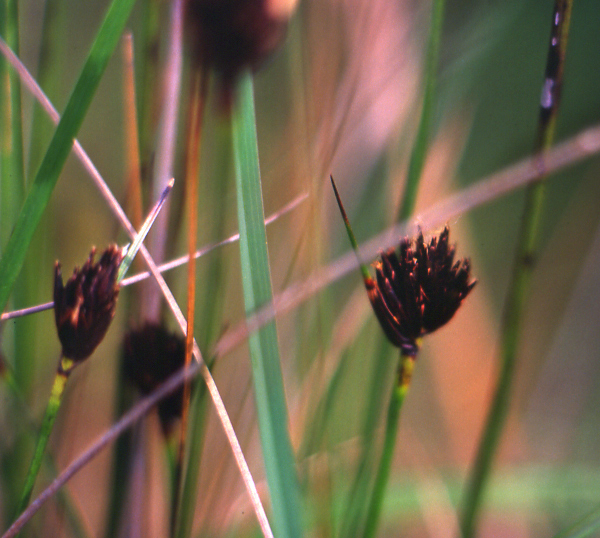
[14,364,70,517]
[362,353,415,538]
[117,178,175,283]
[0,0,35,399]
[232,71,303,538]
[174,378,209,538]
[339,336,393,537]
[0,0,25,251]
[460,3,574,536]
[0,0,136,314]
[397,0,446,221]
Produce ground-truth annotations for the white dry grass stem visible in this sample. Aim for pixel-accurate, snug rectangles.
[0,36,273,538]
[0,192,308,321]
[3,119,600,538]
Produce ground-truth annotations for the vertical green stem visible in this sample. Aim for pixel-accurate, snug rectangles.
[0,0,24,249]
[14,357,74,518]
[338,337,392,538]
[460,2,574,537]
[0,0,30,403]
[232,71,302,538]
[397,0,446,221]
[362,352,416,538]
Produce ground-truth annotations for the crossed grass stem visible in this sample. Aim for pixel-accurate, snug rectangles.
[0,3,596,532]
[14,182,174,525]
[14,245,123,519]
[0,33,275,538]
[3,129,600,537]
[1,25,599,534]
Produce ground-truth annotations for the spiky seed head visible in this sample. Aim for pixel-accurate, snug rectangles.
[185,0,292,103]
[53,245,122,363]
[366,226,476,356]
[122,323,186,436]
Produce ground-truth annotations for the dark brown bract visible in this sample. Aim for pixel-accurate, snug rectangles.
[366,227,476,356]
[54,245,122,363]
[186,0,288,95]
[122,323,186,436]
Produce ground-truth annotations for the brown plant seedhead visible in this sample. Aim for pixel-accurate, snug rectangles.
[366,227,476,356]
[122,323,186,436]
[54,245,122,362]
[186,0,289,104]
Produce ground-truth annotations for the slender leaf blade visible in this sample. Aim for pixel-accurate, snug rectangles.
[232,71,303,538]
[0,0,136,313]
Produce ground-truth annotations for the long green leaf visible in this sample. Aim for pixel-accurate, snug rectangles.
[0,0,136,314]
[232,71,303,538]
[0,0,25,251]
[397,0,446,221]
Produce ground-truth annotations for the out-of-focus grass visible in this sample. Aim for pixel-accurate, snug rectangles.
[1,0,600,537]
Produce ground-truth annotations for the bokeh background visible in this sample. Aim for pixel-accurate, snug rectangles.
[2,0,600,536]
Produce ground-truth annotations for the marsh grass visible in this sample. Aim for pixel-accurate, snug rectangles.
[1,1,600,537]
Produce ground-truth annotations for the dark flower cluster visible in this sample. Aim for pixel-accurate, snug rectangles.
[366,227,476,356]
[54,245,122,364]
[186,0,289,98]
[122,323,186,436]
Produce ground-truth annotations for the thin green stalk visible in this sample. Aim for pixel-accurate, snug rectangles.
[0,0,31,401]
[28,0,64,177]
[331,175,401,537]
[0,0,24,250]
[0,360,91,538]
[173,372,211,538]
[330,176,371,282]
[397,0,446,221]
[14,356,74,518]
[460,2,574,537]
[135,0,161,174]
[338,336,392,538]
[232,70,303,538]
[117,178,175,283]
[336,2,448,520]
[1,2,48,519]
[102,376,135,538]
[0,0,136,314]
[362,352,416,538]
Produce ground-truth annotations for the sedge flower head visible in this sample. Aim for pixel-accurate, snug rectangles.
[186,0,290,103]
[366,227,476,356]
[122,323,186,436]
[53,245,122,362]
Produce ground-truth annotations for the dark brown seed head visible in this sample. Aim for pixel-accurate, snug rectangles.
[186,0,290,101]
[122,323,186,436]
[366,226,476,356]
[53,245,122,362]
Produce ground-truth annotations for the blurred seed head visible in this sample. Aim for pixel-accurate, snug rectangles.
[53,245,122,363]
[185,0,294,100]
[366,227,476,355]
[122,323,186,436]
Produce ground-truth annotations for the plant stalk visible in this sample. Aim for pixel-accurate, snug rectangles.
[14,356,74,518]
[397,0,446,221]
[362,351,416,538]
[460,2,574,536]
